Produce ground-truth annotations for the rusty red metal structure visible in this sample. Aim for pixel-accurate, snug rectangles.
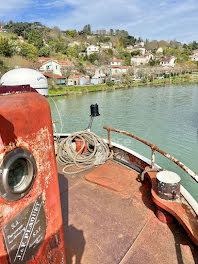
[104,126,198,183]
[0,92,66,263]
[103,126,198,246]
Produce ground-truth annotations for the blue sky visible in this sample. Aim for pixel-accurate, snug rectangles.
[0,0,198,43]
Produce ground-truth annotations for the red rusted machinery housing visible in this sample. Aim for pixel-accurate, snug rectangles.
[0,92,66,263]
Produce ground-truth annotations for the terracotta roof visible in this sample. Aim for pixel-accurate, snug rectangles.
[68,75,82,79]
[133,56,146,59]
[160,57,174,62]
[58,60,74,66]
[43,73,66,79]
[111,59,122,62]
[38,57,58,64]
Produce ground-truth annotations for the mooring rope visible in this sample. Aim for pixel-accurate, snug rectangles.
[57,130,110,174]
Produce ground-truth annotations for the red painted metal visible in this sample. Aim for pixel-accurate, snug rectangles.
[155,205,174,224]
[103,126,198,183]
[145,168,198,246]
[0,135,4,154]
[75,138,88,154]
[0,92,66,263]
[0,85,38,94]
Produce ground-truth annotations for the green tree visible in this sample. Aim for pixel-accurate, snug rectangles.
[0,37,13,56]
[28,28,44,49]
[39,46,50,57]
[20,43,38,58]
[82,24,91,34]
[65,30,78,38]
[88,53,99,64]
[110,29,114,36]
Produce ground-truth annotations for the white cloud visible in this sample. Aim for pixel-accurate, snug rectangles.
[1,0,198,42]
[0,0,33,18]
[41,0,197,42]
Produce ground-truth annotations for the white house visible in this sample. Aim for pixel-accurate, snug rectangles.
[40,59,62,76]
[192,49,198,56]
[160,56,175,67]
[189,55,198,62]
[110,59,123,66]
[131,53,154,66]
[86,45,99,56]
[100,42,113,49]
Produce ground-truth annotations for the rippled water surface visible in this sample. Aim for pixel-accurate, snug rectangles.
[49,84,198,201]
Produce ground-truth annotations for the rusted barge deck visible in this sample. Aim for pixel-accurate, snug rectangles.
[57,160,198,264]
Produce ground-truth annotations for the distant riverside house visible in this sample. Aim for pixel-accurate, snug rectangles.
[86,45,99,56]
[39,57,74,76]
[192,49,198,56]
[43,73,66,85]
[110,59,123,66]
[160,56,175,67]
[91,67,107,84]
[68,75,89,86]
[131,53,154,66]
[40,59,62,76]
[189,54,198,62]
[110,65,133,75]
[100,42,113,49]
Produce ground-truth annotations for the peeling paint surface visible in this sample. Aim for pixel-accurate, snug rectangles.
[0,92,66,263]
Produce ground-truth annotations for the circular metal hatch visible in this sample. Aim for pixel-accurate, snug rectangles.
[0,148,37,201]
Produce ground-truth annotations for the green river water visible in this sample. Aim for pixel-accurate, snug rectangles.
[49,84,198,201]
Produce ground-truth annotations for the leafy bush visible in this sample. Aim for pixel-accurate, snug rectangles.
[0,37,13,57]
[39,46,50,57]
[106,80,114,86]
[19,43,38,58]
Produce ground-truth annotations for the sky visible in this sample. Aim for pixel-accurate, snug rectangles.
[0,0,198,43]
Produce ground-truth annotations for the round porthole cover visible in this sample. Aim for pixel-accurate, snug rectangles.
[0,148,37,201]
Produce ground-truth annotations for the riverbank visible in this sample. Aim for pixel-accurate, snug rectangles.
[48,75,198,97]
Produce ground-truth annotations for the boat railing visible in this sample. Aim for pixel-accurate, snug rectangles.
[103,126,198,183]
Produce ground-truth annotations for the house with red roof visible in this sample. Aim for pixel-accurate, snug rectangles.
[131,53,154,66]
[67,75,90,86]
[39,59,62,76]
[110,59,123,66]
[43,73,66,85]
[160,56,175,67]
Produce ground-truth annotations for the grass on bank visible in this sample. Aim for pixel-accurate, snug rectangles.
[48,75,198,96]
[48,84,119,95]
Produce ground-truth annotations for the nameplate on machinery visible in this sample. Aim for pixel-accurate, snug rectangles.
[3,195,46,264]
